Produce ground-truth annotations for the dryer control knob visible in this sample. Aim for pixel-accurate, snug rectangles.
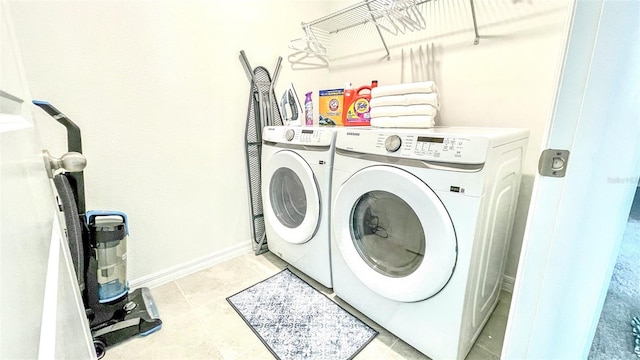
[385,135,402,152]
[285,129,295,141]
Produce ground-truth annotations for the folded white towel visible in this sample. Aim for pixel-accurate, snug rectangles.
[370,93,440,109]
[370,104,438,118]
[370,116,436,128]
[371,81,438,98]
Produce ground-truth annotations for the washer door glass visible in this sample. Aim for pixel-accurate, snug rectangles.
[263,150,320,244]
[270,167,307,228]
[333,165,457,302]
[351,190,425,278]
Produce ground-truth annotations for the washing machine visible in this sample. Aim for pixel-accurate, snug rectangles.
[261,125,337,288]
[330,126,529,359]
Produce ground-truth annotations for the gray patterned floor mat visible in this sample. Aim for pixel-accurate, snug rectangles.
[227,269,377,360]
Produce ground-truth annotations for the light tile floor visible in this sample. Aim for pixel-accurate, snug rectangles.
[104,251,511,360]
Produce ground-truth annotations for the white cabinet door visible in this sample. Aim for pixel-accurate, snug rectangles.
[0,2,95,358]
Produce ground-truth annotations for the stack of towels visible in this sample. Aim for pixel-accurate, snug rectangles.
[369,81,440,128]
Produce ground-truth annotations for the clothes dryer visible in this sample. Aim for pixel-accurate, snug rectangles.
[330,126,529,359]
[262,126,337,288]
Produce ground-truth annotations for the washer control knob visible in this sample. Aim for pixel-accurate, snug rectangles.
[385,135,402,152]
[285,129,295,141]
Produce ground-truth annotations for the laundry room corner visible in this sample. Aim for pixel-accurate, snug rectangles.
[6,0,332,285]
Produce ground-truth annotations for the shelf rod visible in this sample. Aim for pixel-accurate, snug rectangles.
[326,19,371,35]
[366,1,390,60]
[305,1,371,27]
[470,0,480,45]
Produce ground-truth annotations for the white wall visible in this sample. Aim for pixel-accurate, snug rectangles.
[8,0,571,283]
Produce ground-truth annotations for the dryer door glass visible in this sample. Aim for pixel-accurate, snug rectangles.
[351,190,425,277]
[270,167,307,228]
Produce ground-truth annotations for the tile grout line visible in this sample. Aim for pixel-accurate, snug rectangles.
[170,276,236,359]
[237,254,272,278]
[233,342,265,360]
[174,279,194,309]
[475,342,502,358]
[386,337,400,358]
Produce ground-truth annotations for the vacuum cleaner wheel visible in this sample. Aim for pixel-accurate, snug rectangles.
[93,338,106,360]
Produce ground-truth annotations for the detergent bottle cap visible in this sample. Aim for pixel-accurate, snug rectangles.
[305,92,312,101]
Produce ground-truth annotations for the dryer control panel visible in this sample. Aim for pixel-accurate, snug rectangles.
[337,128,491,164]
[263,126,336,147]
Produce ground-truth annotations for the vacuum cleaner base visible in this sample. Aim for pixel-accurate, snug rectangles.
[91,287,162,357]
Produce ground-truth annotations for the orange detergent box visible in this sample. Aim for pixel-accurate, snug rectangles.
[318,88,344,126]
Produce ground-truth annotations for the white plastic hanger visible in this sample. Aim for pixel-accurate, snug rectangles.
[396,0,426,31]
[288,24,328,56]
[287,50,329,70]
[288,24,329,69]
[370,0,403,35]
[370,0,426,35]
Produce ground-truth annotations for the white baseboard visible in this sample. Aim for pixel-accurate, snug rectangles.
[502,275,515,293]
[129,242,253,290]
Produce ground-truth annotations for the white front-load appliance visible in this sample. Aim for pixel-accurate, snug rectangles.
[262,125,336,288]
[330,126,529,359]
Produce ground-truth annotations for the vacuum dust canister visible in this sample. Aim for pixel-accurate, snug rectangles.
[89,213,129,303]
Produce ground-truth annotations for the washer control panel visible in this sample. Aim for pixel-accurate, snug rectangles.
[263,126,336,147]
[409,135,476,160]
[339,129,490,164]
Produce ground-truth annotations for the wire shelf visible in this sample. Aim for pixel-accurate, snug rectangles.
[305,0,432,34]
[289,0,479,67]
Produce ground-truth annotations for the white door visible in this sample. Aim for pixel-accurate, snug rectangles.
[502,0,640,358]
[1,2,95,358]
[262,150,321,244]
[332,165,457,302]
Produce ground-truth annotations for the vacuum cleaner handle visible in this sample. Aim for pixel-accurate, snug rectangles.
[86,210,129,235]
[34,100,87,214]
[33,100,83,154]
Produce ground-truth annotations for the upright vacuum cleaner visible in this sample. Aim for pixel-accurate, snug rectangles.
[35,101,162,359]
